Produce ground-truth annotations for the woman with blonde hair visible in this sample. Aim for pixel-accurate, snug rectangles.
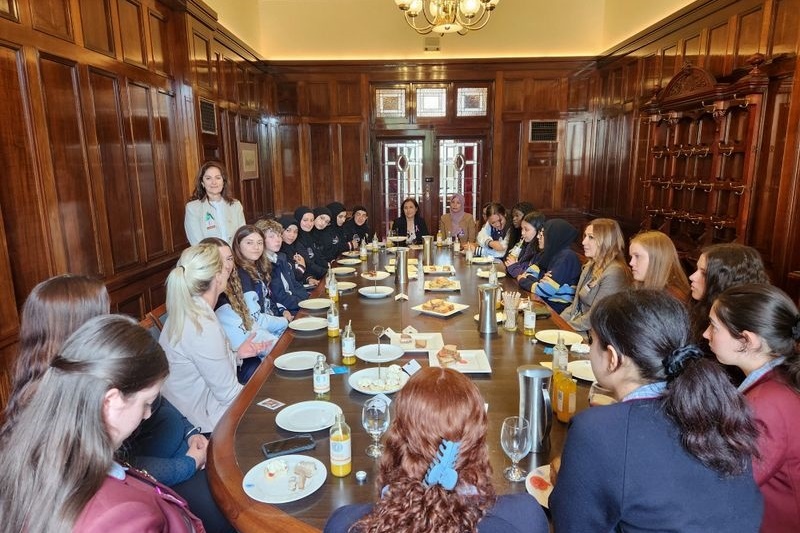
[184,160,245,245]
[160,243,266,432]
[325,367,547,533]
[629,230,690,302]
[0,314,205,532]
[560,218,631,334]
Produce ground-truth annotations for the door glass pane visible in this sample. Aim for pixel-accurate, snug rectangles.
[380,140,424,234]
[439,139,481,218]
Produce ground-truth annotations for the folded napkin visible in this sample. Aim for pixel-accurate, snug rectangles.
[571,343,590,354]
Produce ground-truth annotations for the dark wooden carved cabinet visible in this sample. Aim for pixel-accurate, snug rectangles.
[640,58,769,258]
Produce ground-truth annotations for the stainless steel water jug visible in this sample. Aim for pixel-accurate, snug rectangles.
[422,235,433,265]
[517,364,553,452]
[394,247,409,284]
[477,283,498,334]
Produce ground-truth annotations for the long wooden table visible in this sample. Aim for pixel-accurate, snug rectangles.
[207,246,590,532]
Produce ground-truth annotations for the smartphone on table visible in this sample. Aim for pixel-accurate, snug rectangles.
[261,434,316,459]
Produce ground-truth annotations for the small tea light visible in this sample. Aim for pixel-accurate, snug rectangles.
[355,470,367,483]
[342,303,349,310]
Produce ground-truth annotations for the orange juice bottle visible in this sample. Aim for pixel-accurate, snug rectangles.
[555,372,577,423]
[330,413,352,477]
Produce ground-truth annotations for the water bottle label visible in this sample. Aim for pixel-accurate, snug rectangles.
[523,310,536,329]
[342,337,355,354]
[327,316,339,329]
[313,373,330,393]
[330,435,351,463]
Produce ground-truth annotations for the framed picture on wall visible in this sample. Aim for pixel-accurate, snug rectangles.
[239,141,258,180]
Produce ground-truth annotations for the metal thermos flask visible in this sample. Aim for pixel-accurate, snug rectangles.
[422,235,433,266]
[517,364,553,452]
[477,283,498,334]
[394,247,409,284]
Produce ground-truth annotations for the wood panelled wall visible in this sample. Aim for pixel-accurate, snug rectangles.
[587,0,800,293]
[0,0,274,409]
[264,59,594,234]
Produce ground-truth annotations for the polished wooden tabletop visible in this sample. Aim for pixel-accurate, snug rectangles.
[207,246,590,532]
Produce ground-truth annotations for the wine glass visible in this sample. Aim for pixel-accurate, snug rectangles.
[501,416,531,482]
[362,397,391,458]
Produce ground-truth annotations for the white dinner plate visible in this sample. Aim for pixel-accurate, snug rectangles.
[337,258,361,266]
[476,268,507,279]
[386,332,445,353]
[412,302,469,318]
[274,351,323,371]
[337,281,357,292]
[361,270,390,281]
[423,279,461,292]
[385,264,418,273]
[348,367,409,394]
[354,343,404,363]
[568,359,596,382]
[242,455,327,504]
[341,251,361,257]
[298,298,332,311]
[408,244,423,250]
[428,349,491,373]
[470,256,495,264]
[525,465,553,508]
[288,316,328,332]
[330,266,355,275]
[535,329,584,346]
[538,360,597,383]
[388,257,419,265]
[358,286,394,299]
[387,236,408,243]
[472,311,507,323]
[275,401,342,432]
[422,265,455,275]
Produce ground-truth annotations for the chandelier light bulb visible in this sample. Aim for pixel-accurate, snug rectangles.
[460,0,481,17]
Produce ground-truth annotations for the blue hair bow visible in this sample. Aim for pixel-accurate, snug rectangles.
[424,440,460,490]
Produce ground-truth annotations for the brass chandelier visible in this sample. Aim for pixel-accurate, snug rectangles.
[393,0,501,35]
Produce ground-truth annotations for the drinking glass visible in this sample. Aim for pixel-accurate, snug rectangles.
[362,397,391,458]
[588,382,616,406]
[501,416,531,482]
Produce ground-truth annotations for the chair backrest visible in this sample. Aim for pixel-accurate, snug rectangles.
[148,303,168,330]
[139,315,162,342]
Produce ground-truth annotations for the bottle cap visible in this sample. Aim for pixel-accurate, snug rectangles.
[355,470,367,483]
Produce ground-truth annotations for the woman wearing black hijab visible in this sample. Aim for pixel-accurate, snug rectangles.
[293,206,328,279]
[343,205,372,243]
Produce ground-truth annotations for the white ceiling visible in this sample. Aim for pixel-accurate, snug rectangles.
[205,0,697,60]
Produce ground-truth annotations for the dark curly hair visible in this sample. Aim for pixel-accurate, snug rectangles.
[351,367,496,533]
[690,243,768,342]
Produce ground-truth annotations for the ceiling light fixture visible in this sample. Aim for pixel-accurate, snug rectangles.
[393,0,500,35]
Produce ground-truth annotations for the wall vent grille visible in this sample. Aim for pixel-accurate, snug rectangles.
[199,98,217,134]
[529,120,558,142]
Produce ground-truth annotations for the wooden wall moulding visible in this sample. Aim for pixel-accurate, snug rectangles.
[639,56,769,258]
